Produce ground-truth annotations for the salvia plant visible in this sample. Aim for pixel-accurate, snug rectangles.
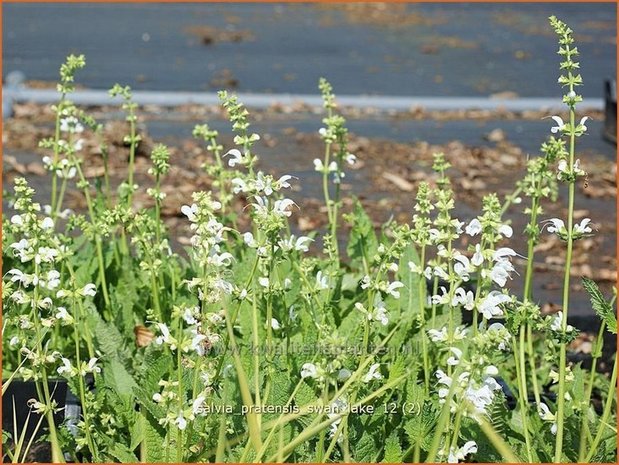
[1,16,616,463]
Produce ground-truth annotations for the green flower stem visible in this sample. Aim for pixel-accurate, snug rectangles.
[31,263,64,463]
[267,373,407,462]
[518,325,534,462]
[224,302,263,452]
[554,98,577,464]
[71,156,111,309]
[54,177,68,218]
[477,416,519,462]
[523,192,542,406]
[176,330,184,462]
[71,300,99,461]
[50,96,66,216]
[251,293,261,407]
[154,172,162,246]
[449,407,464,451]
[584,355,617,463]
[526,324,541,406]
[417,244,430,394]
[577,319,606,461]
[126,114,137,210]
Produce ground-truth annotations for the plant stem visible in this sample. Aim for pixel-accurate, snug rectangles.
[554,98,577,463]
[584,355,617,462]
[577,320,606,461]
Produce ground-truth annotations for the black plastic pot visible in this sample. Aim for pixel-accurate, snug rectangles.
[2,378,83,461]
[603,79,616,144]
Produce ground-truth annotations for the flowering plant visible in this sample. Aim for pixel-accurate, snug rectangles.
[2,16,616,464]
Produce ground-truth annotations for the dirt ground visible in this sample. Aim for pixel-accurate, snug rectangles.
[3,103,617,332]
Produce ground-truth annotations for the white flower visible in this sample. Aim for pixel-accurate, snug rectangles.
[301,363,318,379]
[190,331,207,355]
[493,247,517,261]
[243,232,258,248]
[338,369,352,380]
[35,247,59,264]
[368,299,389,326]
[431,286,450,306]
[276,175,293,189]
[60,116,84,134]
[408,261,423,274]
[550,115,566,134]
[454,254,472,281]
[550,311,574,333]
[44,270,61,290]
[258,277,270,288]
[182,307,198,325]
[471,244,484,267]
[573,218,592,235]
[487,260,513,287]
[224,149,244,167]
[8,269,31,286]
[362,363,383,383]
[313,159,338,173]
[345,153,357,165]
[578,116,589,131]
[82,358,101,375]
[452,287,475,311]
[433,266,449,281]
[498,224,513,238]
[181,203,199,222]
[465,219,482,236]
[544,217,565,235]
[155,323,177,349]
[273,198,296,217]
[57,358,76,376]
[11,214,24,226]
[55,307,74,325]
[478,291,510,320]
[448,441,478,463]
[231,177,248,194]
[175,414,187,431]
[447,347,463,366]
[271,318,281,330]
[41,217,54,230]
[316,271,329,290]
[385,281,404,299]
[9,336,19,346]
[80,283,97,297]
[558,158,585,178]
[192,396,206,416]
[428,327,448,342]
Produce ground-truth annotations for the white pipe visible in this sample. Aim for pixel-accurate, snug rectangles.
[4,87,604,116]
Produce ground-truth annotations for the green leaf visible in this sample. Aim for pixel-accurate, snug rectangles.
[85,303,127,360]
[104,358,137,398]
[346,200,378,268]
[142,413,166,462]
[107,443,139,463]
[382,432,403,462]
[582,277,617,333]
[397,244,421,322]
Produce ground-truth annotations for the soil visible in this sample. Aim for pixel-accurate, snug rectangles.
[3,103,617,328]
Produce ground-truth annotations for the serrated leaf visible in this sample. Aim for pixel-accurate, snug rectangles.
[107,443,139,463]
[142,413,165,462]
[582,277,616,333]
[382,432,403,462]
[104,358,137,398]
[346,200,378,267]
[397,244,421,321]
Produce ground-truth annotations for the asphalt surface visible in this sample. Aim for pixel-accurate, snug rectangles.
[3,3,616,97]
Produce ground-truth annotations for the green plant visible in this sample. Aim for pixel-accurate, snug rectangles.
[2,16,616,463]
